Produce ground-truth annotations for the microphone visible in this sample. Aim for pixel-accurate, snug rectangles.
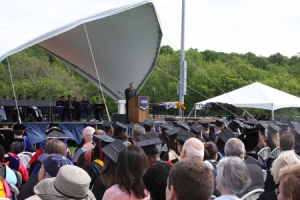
[118,91,125,99]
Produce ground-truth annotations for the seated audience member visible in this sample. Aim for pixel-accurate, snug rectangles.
[28,139,70,176]
[0,129,29,184]
[215,128,235,160]
[81,131,115,188]
[113,122,129,143]
[131,125,146,145]
[64,95,77,122]
[76,134,114,168]
[13,123,36,153]
[102,146,150,200]
[0,145,19,187]
[277,163,300,200]
[92,139,126,199]
[166,158,214,200]
[72,126,95,164]
[143,162,172,200]
[137,132,164,166]
[27,165,96,200]
[142,119,155,133]
[17,154,70,200]
[293,128,300,156]
[102,120,114,137]
[204,141,219,170]
[93,97,105,121]
[224,138,264,197]
[215,157,252,200]
[266,123,281,151]
[264,132,296,190]
[80,96,91,119]
[258,151,300,200]
[180,138,204,160]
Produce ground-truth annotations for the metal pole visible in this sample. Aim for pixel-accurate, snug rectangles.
[179,0,186,117]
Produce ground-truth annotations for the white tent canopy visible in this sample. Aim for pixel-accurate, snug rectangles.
[195,82,300,118]
[0,0,162,100]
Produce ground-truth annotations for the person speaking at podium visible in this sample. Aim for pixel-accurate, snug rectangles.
[125,83,137,121]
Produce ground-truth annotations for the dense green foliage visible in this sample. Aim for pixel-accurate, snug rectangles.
[1,45,300,118]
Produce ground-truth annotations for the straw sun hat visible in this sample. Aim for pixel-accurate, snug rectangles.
[34,165,95,200]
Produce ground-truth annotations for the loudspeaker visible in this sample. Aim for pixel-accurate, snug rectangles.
[111,113,126,123]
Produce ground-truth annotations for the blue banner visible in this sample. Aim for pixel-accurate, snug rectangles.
[140,96,148,110]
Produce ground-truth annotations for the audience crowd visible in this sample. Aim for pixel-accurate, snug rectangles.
[0,116,299,199]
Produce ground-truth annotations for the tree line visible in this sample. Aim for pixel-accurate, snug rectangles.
[1,45,300,118]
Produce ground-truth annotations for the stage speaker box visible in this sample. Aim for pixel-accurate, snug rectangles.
[111,113,126,123]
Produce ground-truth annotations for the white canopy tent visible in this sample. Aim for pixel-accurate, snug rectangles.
[0,0,162,100]
[195,82,300,119]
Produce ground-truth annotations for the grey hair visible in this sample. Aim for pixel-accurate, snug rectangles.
[216,156,251,193]
[224,138,245,158]
[82,126,95,137]
[271,151,300,184]
[132,125,145,141]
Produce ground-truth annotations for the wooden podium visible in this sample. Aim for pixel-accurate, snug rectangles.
[128,96,149,122]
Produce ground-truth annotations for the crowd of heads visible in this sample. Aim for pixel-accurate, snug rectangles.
[0,116,299,199]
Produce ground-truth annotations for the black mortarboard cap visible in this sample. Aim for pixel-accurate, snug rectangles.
[101,139,126,163]
[274,121,283,126]
[12,123,26,131]
[93,134,115,143]
[176,128,196,145]
[215,118,224,127]
[115,121,127,129]
[160,123,171,130]
[200,121,209,128]
[137,131,159,142]
[143,119,155,127]
[238,128,259,151]
[229,120,241,129]
[129,122,136,130]
[190,124,203,134]
[46,130,70,139]
[279,123,289,131]
[0,130,15,149]
[176,122,190,131]
[268,123,281,133]
[102,120,112,128]
[137,138,163,155]
[218,128,234,143]
[186,120,194,125]
[294,128,300,136]
[165,127,180,137]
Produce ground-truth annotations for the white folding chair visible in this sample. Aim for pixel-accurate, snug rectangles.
[267,147,281,161]
[257,147,271,160]
[18,151,33,159]
[241,189,264,200]
[210,195,217,200]
[17,154,31,169]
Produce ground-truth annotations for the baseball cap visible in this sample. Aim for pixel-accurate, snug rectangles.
[38,153,70,177]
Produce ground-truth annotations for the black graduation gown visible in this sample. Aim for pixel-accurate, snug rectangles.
[82,162,103,189]
[17,174,39,200]
[92,174,108,200]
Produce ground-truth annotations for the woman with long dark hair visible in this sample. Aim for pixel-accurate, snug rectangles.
[102,146,150,200]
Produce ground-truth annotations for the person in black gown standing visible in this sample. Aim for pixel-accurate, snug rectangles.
[125,83,137,122]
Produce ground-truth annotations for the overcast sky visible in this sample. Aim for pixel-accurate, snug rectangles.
[119,0,300,58]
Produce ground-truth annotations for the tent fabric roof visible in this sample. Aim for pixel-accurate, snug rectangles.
[0,0,162,100]
[195,82,300,111]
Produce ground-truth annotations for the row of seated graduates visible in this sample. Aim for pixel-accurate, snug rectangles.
[54,95,105,122]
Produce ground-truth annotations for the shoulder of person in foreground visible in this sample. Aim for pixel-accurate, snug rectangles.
[102,184,150,200]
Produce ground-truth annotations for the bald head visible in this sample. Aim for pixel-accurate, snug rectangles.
[224,138,245,158]
[180,138,204,160]
[94,130,106,135]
